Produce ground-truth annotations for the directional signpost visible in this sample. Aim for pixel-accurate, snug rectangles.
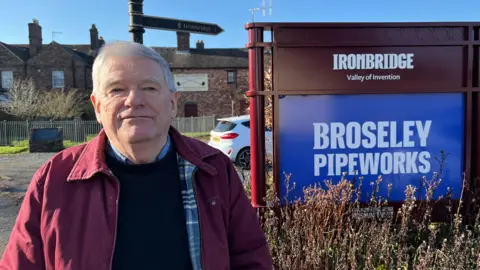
[128,0,224,44]
[142,16,224,35]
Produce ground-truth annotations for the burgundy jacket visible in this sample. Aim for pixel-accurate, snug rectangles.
[0,128,273,270]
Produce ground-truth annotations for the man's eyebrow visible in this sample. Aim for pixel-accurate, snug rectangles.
[140,77,163,84]
[103,78,123,87]
[102,77,165,87]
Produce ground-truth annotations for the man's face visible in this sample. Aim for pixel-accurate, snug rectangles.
[91,56,178,145]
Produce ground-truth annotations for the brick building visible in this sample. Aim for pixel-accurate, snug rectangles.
[0,19,251,118]
[0,20,102,94]
[157,33,249,117]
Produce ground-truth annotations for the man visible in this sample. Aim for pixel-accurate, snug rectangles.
[0,41,273,270]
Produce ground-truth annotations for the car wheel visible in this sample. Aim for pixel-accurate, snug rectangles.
[235,147,250,170]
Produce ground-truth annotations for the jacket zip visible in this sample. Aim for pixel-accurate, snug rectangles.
[108,172,121,270]
[191,167,206,270]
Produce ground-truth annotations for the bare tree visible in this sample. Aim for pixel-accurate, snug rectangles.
[0,77,88,120]
[229,88,248,116]
[0,77,40,119]
[37,88,88,120]
[264,59,273,130]
[241,57,273,128]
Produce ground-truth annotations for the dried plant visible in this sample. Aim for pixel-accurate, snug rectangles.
[243,159,480,269]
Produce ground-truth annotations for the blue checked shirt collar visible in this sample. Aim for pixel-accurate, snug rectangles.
[107,135,172,164]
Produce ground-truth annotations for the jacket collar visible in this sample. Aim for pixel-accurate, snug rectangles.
[67,126,219,181]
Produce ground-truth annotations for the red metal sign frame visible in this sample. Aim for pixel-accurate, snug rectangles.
[245,22,480,221]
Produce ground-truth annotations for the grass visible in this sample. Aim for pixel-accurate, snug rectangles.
[0,140,29,155]
[182,132,211,142]
[0,132,211,155]
[0,146,29,155]
[182,132,210,138]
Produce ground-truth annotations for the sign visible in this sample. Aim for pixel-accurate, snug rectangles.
[352,206,394,219]
[333,53,415,82]
[274,46,463,91]
[333,53,415,71]
[31,128,62,142]
[142,15,224,35]
[29,128,64,153]
[173,74,209,91]
[278,93,464,204]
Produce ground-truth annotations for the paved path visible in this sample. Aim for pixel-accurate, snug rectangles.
[0,197,20,256]
[0,153,55,256]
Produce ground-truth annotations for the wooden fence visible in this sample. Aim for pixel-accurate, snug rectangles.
[0,115,217,146]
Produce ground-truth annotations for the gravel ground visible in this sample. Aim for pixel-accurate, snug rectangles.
[0,197,21,256]
[0,153,56,256]
[0,152,250,256]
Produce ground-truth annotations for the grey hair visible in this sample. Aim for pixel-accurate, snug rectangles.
[91,40,177,96]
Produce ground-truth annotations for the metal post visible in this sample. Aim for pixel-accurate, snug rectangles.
[26,120,30,140]
[2,120,6,146]
[471,92,480,223]
[469,36,480,223]
[247,25,266,208]
[128,0,145,44]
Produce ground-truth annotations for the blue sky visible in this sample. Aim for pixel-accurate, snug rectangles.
[1,0,479,48]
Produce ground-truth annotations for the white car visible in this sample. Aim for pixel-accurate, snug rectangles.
[208,115,272,169]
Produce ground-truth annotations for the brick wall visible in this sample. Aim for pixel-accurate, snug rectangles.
[173,68,249,118]
[234,69,249,115]
[85,67,93,89]
[0,41,252,118]
[0,46,26,89]
[26,42,89,91]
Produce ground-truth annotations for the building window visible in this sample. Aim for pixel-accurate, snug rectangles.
[52,71,65,88]
[1,71,13,89]
[227,70,237,84]
[184,102,198,117]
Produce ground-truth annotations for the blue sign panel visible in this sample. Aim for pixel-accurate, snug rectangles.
[278,93,464,204]
[31,128,62,142]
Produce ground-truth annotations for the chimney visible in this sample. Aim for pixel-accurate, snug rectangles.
[90,24,99,51]
[98,36,105,48]
[196,40,204,49]
[28,19,42,58]
[176,32,190,51]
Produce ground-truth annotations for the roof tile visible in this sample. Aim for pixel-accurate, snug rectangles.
[1,43,250,68]
[0,42,29,62]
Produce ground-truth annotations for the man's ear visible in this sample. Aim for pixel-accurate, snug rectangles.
[90,94,102,124]
[171,92,179,118]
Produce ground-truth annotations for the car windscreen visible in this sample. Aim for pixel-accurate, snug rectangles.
[214,120,237,132]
